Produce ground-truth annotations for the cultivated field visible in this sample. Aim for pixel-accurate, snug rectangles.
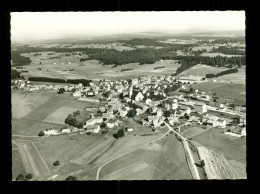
[70,136,115,165]
[12,91,51,119]
[12,148,27,180]
[178,64,228,77]
[42,106,80,124]
[12,139,51,178]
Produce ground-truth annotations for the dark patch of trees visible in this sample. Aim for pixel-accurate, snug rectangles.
[58,88,65,94]
[211,46,245,55]
[126,109,137,118]
[38,131,44,136]
[121,68,134,72]
[215,68,238,77]
[205,74,216,78]
[53,160,60,166]
[65,176,77,181]
[66,79,91,86]
[153,66,165,69]
[164,85,179,93]
[11,69,22,79]
[25,173,33,179]
[28,77,66,83]
[16,173,26,181]
[117,128,125,138]
[11,51,31,66]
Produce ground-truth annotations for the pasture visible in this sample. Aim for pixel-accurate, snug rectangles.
[190,82,246,105]
[192,127,246,164]
[12,91,51,119]
[181,126,205,138]
[98,133,192,180]
[178,64,228,77]
[19,51,180,80]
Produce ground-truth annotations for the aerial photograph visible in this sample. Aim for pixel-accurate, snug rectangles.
[11,11,246,181]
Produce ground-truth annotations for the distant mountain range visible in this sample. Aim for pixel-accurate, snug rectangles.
[14,29,245,44]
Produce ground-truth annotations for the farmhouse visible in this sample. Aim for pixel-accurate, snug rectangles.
[73,91,81,97]
[178,75,204,84]
[86,125,100,133]
[85,116,103,127]
[194,103,207,113]
[125,127,135,132]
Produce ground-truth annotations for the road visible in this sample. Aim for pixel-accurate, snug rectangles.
[12,139,51,177]
[164,123,200,180]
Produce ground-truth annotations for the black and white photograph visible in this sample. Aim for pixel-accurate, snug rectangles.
[11,11,246,181]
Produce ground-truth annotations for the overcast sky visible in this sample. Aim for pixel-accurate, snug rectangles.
[11,11,245,42]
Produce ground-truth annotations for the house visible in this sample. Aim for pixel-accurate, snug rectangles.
[216,119,226,128]
[98,107,106,113]
[102,112,115,120]
[73,91,81,97]
[107,122,115,129]
[194,103,207,113]
[86,125,100,133]
[133,91,144,102]
[148,116,159,123]
[125,127,134,132]
[189,116,201,123]
[44,129,59,136]
[85,116,103,127]
[141,119,150,126]
[60,128,71,133]
[157,108,163,117]
[119,107,129,118]
[145,98,152,105]
[136,108,144,115]
[135,101,149,112]
[168,116,178,126]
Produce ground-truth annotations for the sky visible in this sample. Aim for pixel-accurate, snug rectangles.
[11,11,245,42]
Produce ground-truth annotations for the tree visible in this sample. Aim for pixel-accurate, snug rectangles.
[16,174,26,181]
[117,129,125,138]
[53,160,60,166]
[25,173,33,179]
[65,114,76,126]
[100,122,107,128]
[38,131,44,137]
[127,109,137,118]
[65,176,77,181]
[201,160,205,167]
[58,88,65,94]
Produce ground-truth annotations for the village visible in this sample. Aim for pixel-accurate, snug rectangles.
[11,73,246,139]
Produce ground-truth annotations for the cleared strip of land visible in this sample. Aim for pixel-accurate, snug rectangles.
[102,161,149,180]
[70,136,115,165]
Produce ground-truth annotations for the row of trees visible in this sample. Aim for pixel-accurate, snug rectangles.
[27,77,91,86]
[211,46,245,55]
[205,69,239,78]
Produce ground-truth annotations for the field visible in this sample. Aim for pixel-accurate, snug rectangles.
[192,127,246,178]
[200,52,242,57]
[12,91,52,119]
[178,64,228,77]
[209,67,246,84]
[190,82,246,105]
[12,147,27,180]
[12,139,51,179]
[98,133,192,180]
[19,52,180,80]
[182,126,205,138]
[42,106,80,124]
[70,136,115,165]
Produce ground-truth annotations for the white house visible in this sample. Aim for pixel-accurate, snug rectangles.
[216,119,226,128]
[194,103,207,113]
[87,125,100,133]
[73,91,81,97]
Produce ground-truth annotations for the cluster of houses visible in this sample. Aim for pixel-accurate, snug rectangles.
[12,73,246,137]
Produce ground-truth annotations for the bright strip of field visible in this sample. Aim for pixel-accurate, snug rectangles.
[70,136,115,165]
[102,161,149,180]
[197,147,218,179]
[42,106,79,125]
[12,139,50,177]
[78,97,99,103]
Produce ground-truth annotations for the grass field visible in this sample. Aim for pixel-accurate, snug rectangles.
[42,106,79,124]
[200,53,242,57]
[190,82,245,105]
[182,126,205,138]
[178,64,228,77]
[12,149,27,180]
[192,127,246,164]
[70,136,115,165]
[93,134,164,165]
[19,51,180,80]
[12,139,51,178]
[12,91,51,119]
